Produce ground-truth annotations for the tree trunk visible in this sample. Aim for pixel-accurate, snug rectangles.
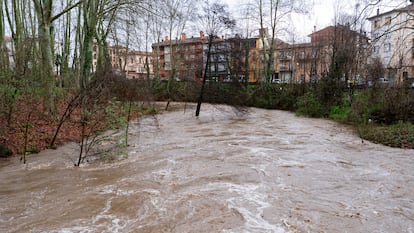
[34,0,56,114]
[195,36,213,116]
[0,0,5,70]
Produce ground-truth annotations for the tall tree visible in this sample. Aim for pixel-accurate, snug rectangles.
[256,0,310,83]
[195,0,236,116]
[33,0,81,113]
[0,0,5,68]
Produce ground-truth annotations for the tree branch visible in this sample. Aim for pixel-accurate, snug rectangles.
[51,0,82,22]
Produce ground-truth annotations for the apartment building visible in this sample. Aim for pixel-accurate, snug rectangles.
[368,3,414,85]
[92,45,153,79]
[152,32,255,82]
[152,33,205,81]
[275,25,368,84]
[150,25,368,84]
[227,36,256,82]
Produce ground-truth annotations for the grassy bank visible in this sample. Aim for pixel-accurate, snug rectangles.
[357,122,414,149]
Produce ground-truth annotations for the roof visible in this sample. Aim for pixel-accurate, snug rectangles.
[367,3,414,20]
[152,37,205,47]
[307,25,358,37]
[108,45,150,55]
[307,25,368,43]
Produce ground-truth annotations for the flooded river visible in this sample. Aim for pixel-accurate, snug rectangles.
[1,103,413,232]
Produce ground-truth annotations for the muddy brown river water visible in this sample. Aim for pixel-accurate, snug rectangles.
[1,103,414,233]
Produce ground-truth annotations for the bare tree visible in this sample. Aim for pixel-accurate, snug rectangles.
[194,0,236,116]
[256,0,310,83]
[33,0,81,114]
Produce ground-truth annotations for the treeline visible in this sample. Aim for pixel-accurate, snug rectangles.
[0,0,157,164]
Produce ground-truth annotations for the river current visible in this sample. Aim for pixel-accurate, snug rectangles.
[1,103,413,232]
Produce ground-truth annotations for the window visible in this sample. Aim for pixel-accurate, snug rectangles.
[374,33,380,39]
[300,51,305,59]
[384,43,391,52]
[373,46,380,54]
[210,64,215,72]
[374,20,381,28]
[218,64,225,72]
[385,16,391,25]
[300,74,305,82]
[385,33,392,40]
[312,50,317,58]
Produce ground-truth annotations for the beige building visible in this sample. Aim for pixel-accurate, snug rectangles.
[273,25,368,84]
[368,3,414,85]
[93,45,153,79]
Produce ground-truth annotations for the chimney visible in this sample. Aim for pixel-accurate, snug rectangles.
[165,36,169,43]
[377,8,380,16]
[181,33,186,41]
[200,31,205,40]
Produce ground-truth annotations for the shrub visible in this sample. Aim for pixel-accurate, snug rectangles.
[329,104,350,120]
[349,89,414,125]
[0,143,13,157]
[295,92,326,117]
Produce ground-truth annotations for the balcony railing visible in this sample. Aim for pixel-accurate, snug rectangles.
[279,65,292,71]
[278,55,292,60]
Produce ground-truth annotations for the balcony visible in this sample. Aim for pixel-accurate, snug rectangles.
[279,65,292,71]
[278,55,292,61]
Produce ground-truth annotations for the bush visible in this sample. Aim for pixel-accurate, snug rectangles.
[329,104,350,120]
[0,143,13,157]
[246,83,304,110]
[295,92,326,117]
[349,89,414,125]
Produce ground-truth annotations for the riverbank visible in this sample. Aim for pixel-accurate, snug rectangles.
[357,122,414,149]
[0,96,157,157]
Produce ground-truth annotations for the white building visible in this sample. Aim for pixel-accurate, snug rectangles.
[367,3,414,85]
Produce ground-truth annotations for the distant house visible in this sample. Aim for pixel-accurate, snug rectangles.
[92,45,153,79]
[150,25,368,84]
[152,33,205,81]
[277,25,369,83]
[367,3,414,85]
[152,32,255,82]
